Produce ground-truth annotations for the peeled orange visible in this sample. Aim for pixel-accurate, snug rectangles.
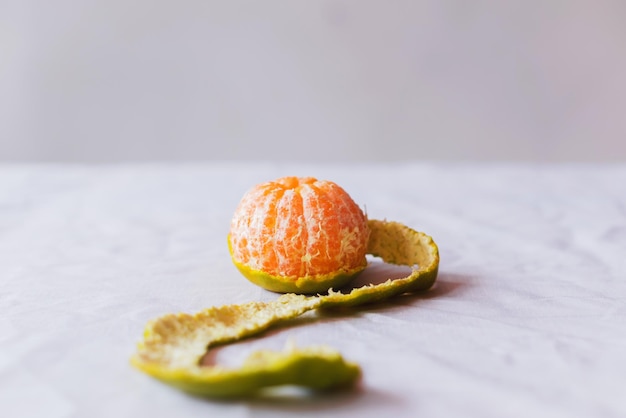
[133,177,440,397]
[228,176,370,293]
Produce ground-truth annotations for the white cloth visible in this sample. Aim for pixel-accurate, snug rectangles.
[1,163,625,418]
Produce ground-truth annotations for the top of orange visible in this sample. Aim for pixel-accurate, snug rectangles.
[228,176,369,293]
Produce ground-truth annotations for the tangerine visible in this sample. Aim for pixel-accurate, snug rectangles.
[228,176,369,293]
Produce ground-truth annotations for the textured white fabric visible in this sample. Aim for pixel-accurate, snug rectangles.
[1,163,625,418]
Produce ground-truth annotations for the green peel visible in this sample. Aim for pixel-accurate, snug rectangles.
[131,220,439,398]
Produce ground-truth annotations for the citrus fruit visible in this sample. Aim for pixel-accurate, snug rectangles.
[132,176,441,398]
[228,176,370,294]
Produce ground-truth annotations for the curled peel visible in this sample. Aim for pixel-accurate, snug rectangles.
[131,220,439,398]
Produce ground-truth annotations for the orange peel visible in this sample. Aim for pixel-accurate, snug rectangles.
[131,218,439,398]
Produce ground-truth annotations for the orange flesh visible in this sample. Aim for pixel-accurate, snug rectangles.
[229,177,369,280]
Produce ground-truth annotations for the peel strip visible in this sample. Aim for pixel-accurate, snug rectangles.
[131,220,439,397]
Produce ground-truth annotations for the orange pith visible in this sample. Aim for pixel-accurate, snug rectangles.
[229,177,369,291]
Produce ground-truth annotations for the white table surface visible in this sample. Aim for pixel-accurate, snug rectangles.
[1,163,625,418]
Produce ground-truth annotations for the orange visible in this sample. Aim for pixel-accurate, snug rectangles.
[228,176,369,293]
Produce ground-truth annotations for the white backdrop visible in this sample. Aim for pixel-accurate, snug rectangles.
[2,1,626,162]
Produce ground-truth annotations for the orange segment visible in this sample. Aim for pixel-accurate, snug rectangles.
[228,177,369,293]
